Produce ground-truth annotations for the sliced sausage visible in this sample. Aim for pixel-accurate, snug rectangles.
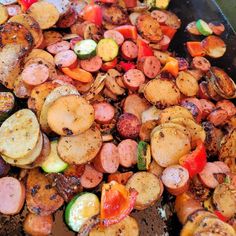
[46,41,70,55]
[186,21,201,35]
[176,57,189,71]
[214,161,230,173]
[70,36,82,50]
[121,40,138,60]
[187,69,204,81]
[93,143,119,173]
[181,100,202,123]
[23,213,53,236]
[151,10,168,24]
[123,69,145,91]
[137,56,161,79]
[7,4,22,17]
[216,100,236,118]
[108,171,133,185]
[93,102,115,124]
[22,63,49,86]
[117,113,141,139]
[208,22,225,35]
[80,164,103,189]
[57,7,77,28]
[80,56,103,72]
[192,56,211,72]
[207,108,228,126]
[199,99,216,119]
[64,164,85,178]
[158,35,171,51]
[199,162,228,188]
[0,177,25,215]
[118,139,138,167]
[54,50,77,68]
[104,30,124,46]
[161,165,189,196]
[198,81,211,99]
[0,156,10,177]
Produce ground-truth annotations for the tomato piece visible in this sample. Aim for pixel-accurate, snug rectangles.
[101,58,118,71]
[161,57,179,77]
[214,210,229,222]
[18,0,38,11]
[186,42,206,57]
[179,140,207,178]
[160,25,177,40]
[137,38,154,59]
[62,67,93,83]
[101,181,138,227]
[81,3,102,26]
[114,25,138,40]
[119,61,136,72]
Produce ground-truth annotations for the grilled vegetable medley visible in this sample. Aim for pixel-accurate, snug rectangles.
[0,0,236,235]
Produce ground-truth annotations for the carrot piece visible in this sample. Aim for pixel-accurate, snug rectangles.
[186,42,205,57]
[62,67,93,83]
[161,57,179,77]
[108,171,133,185]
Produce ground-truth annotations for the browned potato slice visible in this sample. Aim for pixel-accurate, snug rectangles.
[0,5,8,24]
[160,105,194,124]
[151,126,191,167]
[144,78,181,108]
[24,49,55,65]
[27,2,60,30]
[126,172,162,210]
[163,10,181,29]
[47,95,94,136]
[13,74,33,99]
[176,71,199,97]
[58,127,102,165]
[43,30,63,47]
[9,14,43,47]
[0,109,40,159]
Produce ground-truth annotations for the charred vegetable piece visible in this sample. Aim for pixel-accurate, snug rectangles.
[137,141,151,170]
[0,92,15,122]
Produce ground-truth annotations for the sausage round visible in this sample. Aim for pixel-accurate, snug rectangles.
[80,164,103,189]
[121,40,138,60]
[199,99,216,119]
[80,56,103,72]
[0,177,25,215]
[137,56,161,79]
[181,99,202,123]
[192,56,211,72]
[176,57,189,71]
[93,102,115,124]
[54,50,77,68]
[216,99,236,118]
[57,7,77,28]
[118,139,138,168]
[47,41,70,55]
[161,165,189,196]
[123,69,145,91]
[117,113,141,139]
[104,30,124,46]
[207,108,228,126]
[198,81,211,99]
[151,10,168,23]
[186,21,201,35]
[93,143,119,173]
[0,156,10,177]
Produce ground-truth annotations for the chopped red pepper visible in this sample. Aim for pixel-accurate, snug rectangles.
[137,38,154,59]
[160,25,177,40]
[119,61,136,72]
[114,25,138,40]
[101,58,118,71]
[101,181,138,227]
[80,2,102,26]
[97,0,117,3]
[214,210,229,222]
[18,0,38,11]
[179,140,207,178]
[123,0,137,8]
[186,41,206,57]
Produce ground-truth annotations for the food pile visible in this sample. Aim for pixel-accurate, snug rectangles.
[0,0,236,235]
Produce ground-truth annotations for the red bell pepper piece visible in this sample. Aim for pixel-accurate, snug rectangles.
[101,181,138,227]
[119,61,136,72]
[101,58,118,71]
[214,210,229,222]
[18,0,37,11]
[161,57,179,77]
[186,42,206,57]
[160,25,177,40]
[179,140,207,178]
[137,38,154,59]
[114,25,137,40]
[97,0,117,3]
[80,2,102,26]
[124,0,137,8]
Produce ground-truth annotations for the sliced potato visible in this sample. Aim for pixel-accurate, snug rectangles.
[27,2,60,30]
[170,118,206,145]
[47,95,94,136]
[176,71,199,97]
[9,14,43,47]
[153,50,171,64]
[39,85,78,133]
[24,49,55,65]
[160,105,194,124]
[58,126,102,165]
[2,132,43,166]
[13,74,33,99]
[144,78,181,108]
[0,109,40,159]
[89,216,139,236]
[43,30,63,47]
[141,106,161,123]
[151,126,191,167]
[126,172,162,210]
[45,0,70,16]
[0,4,8,24]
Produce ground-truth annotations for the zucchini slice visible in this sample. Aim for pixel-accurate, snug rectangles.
[196,19,213,36]
[74,39,97,60]
[137,141,151,170]
[97,38,119,62]
[41,140,68,173]
[0,92,15,122]
[65,192,100,232]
